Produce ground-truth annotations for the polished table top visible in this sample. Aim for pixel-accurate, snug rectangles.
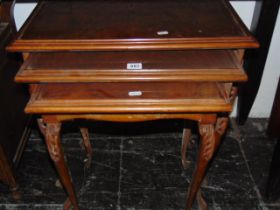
[16,50,247,83]
[8,0,258,51]
[25,82,233,114]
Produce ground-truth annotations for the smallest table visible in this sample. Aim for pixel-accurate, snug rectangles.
[25,81,232,210]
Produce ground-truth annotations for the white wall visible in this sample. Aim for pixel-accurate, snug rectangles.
[230,1,256,28]
[230,1,256,117]
[250,12,280,117]
[14,3,37,30]
[13,1,280,118]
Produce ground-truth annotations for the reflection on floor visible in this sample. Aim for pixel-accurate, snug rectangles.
[0,118,279,210]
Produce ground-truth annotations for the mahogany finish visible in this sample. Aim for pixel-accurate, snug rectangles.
[8,0,258,209]
[25,83,232,114]
[7,0,258,52]
[16,50,247,83]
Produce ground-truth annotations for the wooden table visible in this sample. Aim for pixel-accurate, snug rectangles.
[0,0,30,199]
[7,0,259,209]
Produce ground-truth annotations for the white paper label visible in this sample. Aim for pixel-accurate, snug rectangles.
[157,31,169,36]
[128,91,143,97]
[127,63,143,70]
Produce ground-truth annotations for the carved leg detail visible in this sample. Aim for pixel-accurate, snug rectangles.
[214,118,229,151]
[79,127,93,169]
[181,128,192,169]
[185,123,215,210]
[44,122,79,210]
[185,118,229,210]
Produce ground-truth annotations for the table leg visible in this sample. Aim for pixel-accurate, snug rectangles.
[185,123,215,210]
[79,127,93,169]
[185,117,228,210]
[214,118,229,150]
[43,122,79,210]
[0,146,21,200]
[181,128,192,169]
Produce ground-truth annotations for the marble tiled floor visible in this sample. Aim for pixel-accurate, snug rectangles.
[0,118,279,210]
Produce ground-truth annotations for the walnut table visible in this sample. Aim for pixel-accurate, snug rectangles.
[7,0,259,209]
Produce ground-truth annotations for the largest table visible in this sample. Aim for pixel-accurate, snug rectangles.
[7,0,259,209]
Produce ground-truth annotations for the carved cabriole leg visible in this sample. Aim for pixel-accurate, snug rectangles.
[198,117,229,210]
[185,117,229,210]
[181,128,192,169]
[79,127,93,168]
[214,117,229,152]
[38,119,79,210]
[185,123,215,210]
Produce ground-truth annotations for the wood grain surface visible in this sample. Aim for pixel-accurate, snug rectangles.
[25,82,232,114]
[16,50,247,83]
[7,0,259,51]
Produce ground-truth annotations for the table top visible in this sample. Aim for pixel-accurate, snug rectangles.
[8,0,259,52]
[16,50,247,83]
[25,82,232,114]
